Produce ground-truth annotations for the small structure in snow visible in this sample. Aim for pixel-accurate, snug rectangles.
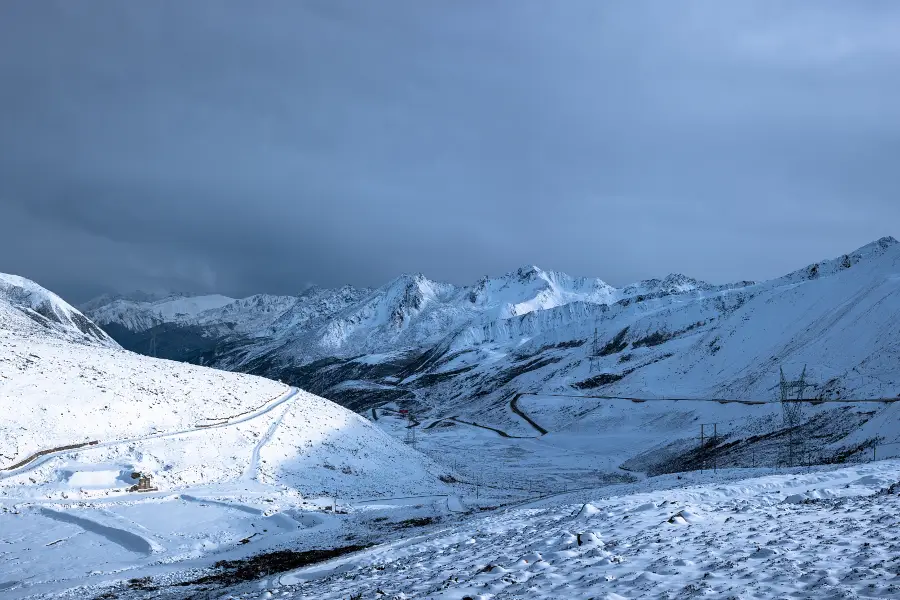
[128,473,158,493]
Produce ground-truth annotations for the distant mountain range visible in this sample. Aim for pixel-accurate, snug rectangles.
[81,237,900,424]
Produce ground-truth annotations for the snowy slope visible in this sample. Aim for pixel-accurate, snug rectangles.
[0,275,460,599]
[0,273,117,346]
[0,274,449,501]
[191,460,900,600]
[9,248,900,599]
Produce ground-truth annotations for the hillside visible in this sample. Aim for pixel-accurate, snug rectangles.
[0,273,116,346]
[7,254,900,597]
[0,273,454,598]
[0,274,448,498]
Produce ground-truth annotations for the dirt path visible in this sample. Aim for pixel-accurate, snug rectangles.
[448,417,532,439]
[509,393,548,435]
[2,441,99,471]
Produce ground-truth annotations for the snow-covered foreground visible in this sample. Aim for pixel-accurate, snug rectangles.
[168,460,900,600]
[11,396,896,599]
[0,480,466,599]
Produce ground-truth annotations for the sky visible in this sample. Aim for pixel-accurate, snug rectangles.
[1,1,899,303]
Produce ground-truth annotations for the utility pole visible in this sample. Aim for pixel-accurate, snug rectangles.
[699,422,719,474]
[714,423,718,474]
[700,423,705,474]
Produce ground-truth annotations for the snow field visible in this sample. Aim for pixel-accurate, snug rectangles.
[0,484,343,598]
[219,459,900,600]
[257,393,451,499]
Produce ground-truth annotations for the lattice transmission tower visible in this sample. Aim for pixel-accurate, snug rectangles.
[589,327,602,373]
[780,366,814,467]
[404,411,417,449]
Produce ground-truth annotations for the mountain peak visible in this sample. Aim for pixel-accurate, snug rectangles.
[834,236,898,265]
[298,285,322,298]
[852,236,898,256]
[516,264,542,276]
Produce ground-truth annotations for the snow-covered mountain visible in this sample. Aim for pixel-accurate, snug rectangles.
[7,244,900,598]
[87,292,240,332]
[83,263,739,366]
[0,274,456,598]
[0,273,117,346]
[82,237,900,426]
[0,273,449,499]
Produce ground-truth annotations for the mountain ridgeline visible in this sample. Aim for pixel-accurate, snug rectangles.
[83,237,900,420]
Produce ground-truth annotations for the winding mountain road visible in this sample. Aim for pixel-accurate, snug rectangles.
[509,393,548,435]
[0,386,300,481]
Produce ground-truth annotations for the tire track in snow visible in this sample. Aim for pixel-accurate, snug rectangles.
[38,507,153,555]
[244,392,296,482]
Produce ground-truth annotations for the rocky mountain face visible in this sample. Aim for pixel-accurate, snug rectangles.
[82,237,900,424]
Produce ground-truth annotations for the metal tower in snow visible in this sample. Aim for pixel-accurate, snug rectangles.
[404,411,417,449]
[589,327,602,373]
[780,366,813,467]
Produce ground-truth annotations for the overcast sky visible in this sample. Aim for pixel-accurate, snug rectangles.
[2,1,899,302]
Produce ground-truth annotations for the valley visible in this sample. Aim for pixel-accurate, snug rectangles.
[4,3,899,597]
[3,238,900,598]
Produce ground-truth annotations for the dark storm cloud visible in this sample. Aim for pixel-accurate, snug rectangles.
[2,1,900,302]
